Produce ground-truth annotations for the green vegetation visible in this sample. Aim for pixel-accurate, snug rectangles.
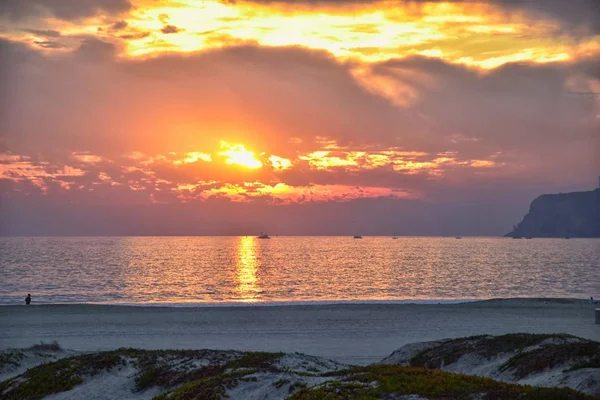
[500,340,600,378]
[135,364,226,392]
[0,352,121,400]
[408,333,599,380]
[568,356,600,371]
[410,333,578,369]
[152,369,252,400]
[144,351,285,398]
[2,343,596,400]
[0,351,24,368]
[289,365,594,400]
[0,347,286,400]
[132,349,282,392]
[129,349,225,392]
[150,352,285,398]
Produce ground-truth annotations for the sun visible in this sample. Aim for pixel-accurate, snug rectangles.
[219,141,263,169]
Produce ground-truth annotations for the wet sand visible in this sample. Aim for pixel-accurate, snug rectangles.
[1,298,598,364]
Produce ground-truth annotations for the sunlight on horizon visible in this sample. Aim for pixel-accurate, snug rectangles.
[236,236,261,302]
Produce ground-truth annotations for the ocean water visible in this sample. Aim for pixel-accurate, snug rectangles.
[0,236,598,305]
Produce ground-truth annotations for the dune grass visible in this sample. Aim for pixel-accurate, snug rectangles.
[1,344,595,400]
[499,340,600,378]
[409,333,578,369]
[0,351,24,368]
[0,352,122,400]
[290,365,594,400]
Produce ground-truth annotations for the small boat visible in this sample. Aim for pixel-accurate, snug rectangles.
[455,236,462,239]
[564,237,570,239]
[392,231,398,239]
[353,235,363,239]
[257,232,271,239]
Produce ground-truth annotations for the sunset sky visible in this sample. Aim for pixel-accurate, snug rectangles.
[0,0,599,235]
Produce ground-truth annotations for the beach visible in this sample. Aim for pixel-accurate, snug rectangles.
[1,298,598,365]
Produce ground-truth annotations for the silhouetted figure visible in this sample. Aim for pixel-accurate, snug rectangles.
[25,294,31,305]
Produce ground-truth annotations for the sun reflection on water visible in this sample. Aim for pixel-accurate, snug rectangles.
[236,236,261,302]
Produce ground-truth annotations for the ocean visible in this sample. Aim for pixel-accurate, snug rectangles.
[0,236,598,305]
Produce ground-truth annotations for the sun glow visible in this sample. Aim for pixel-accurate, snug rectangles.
[218,141,263,169]
[236,236,260,302]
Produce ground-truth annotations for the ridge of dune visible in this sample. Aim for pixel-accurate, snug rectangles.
[1,333,598,399]
[380,333,600,396]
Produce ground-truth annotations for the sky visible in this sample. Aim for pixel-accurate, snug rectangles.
[0,0,599,236]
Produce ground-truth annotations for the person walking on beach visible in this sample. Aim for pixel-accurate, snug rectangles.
[25,294,31,305]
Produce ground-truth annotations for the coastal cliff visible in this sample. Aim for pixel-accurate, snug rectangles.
[506,189,600,238]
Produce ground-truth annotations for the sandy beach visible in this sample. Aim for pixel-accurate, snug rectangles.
[1,298,598,365]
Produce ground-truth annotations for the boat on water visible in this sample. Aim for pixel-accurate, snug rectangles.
[353,235,363,239]
[455,236,462,239]
[392,231,398,239]
[257,233,271,239]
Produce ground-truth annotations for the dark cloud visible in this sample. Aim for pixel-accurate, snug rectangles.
[371,56,599,158]
[111,20,128,30]
[75,37,117,61]
[0,0,132,21]
[493,0,600,35]
[576,56,600,81]
[1,37,597,169]
[22,29,62,37]
[0,37,597,235]
[33,40,65,49]
[119,32,151,40]
[161,25,183,34]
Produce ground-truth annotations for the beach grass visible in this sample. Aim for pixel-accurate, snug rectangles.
[0,351,24,368]
[290,365,594,400]
[0,352,122,400]
[410,333,579,369]
[1,335,597,400]
[499,340,600,378]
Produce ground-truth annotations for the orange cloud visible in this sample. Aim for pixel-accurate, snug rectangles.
[173,151,212,164]
[268,155,292,171]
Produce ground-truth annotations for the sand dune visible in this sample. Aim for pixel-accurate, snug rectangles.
[1,333,598,399]
[380,334,600,396]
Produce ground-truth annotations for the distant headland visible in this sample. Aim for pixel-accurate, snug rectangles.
[506,188,600,238]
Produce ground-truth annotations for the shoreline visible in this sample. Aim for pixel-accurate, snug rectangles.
[0,297,596,309]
